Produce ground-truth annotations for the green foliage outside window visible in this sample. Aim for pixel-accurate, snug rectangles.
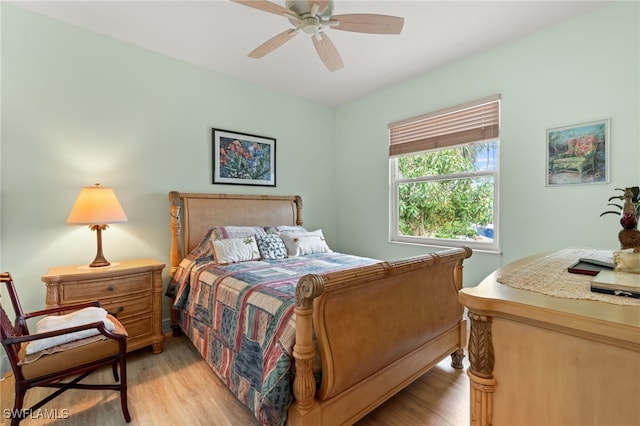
[397,142,495,240]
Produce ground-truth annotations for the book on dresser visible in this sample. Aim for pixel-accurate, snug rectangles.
[590,270,640,299]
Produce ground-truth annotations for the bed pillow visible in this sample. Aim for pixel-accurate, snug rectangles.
[211,236,261,264]
[264,225,307,235]
[280,229,332,256]
[190,226,267,259]
[255,234,288,260]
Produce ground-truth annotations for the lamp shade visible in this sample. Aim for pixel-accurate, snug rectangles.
[66,183,128,225]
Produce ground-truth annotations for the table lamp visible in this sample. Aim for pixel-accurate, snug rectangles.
[66,183,128,267]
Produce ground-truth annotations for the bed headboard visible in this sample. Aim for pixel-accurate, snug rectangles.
[168,191,303,272]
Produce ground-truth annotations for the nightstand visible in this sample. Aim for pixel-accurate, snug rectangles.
[42,259,166,354]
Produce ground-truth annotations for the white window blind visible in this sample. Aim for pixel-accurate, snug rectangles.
[389,95,500,157]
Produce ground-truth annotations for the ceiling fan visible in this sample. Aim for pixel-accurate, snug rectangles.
[230,0,404,72]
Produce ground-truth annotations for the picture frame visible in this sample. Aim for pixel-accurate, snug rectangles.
[546,118,609,186]
[212,128,276,187]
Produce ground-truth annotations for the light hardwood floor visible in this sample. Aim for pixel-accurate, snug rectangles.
[1,334,469,425]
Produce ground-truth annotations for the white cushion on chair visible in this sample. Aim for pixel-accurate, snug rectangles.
[25,306,115,355]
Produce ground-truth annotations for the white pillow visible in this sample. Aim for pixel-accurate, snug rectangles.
[211,236,261,264]
[264,225,307,234]
[26,306,115,355]
[190,226,266,259]
[279,229,332,256]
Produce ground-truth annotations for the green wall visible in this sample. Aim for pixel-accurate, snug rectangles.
[1,2,638,319]
[1,3,336,315]
[334,1,639,282]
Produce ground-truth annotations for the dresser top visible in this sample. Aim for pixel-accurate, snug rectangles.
[42,258,165,281]
[459,252,639,348]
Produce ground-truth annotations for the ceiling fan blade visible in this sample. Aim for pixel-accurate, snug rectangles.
[331,14,404,34]
[230,0,298,19]
[312,32,343,72]
[248,29,299,58]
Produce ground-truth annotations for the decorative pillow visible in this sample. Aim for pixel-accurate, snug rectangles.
[190,226,267,259]
[211,236,261,264]
[255,234,288,260]
[279,229,332,256]
[26,307,115,355]
[264,225,307,235]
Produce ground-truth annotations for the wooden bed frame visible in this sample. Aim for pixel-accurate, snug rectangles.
[168,191,472,425]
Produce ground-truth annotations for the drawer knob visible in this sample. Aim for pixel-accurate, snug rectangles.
[107,285,115,291]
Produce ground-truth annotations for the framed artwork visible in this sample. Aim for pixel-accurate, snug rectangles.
[546,118,609,186]
[212,128,276,187]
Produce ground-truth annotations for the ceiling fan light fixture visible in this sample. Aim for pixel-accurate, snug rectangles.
[301,16,319,34]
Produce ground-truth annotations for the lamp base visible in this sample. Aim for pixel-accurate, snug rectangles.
[78,262,119,270]
[89,256,111,268]
[89,224,112,268]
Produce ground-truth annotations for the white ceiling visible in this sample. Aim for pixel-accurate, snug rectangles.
[11,0,609,107]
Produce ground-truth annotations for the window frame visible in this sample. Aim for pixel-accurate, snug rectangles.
[389,96,501,253]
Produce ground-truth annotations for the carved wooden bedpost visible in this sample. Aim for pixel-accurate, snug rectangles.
[453,248,472,290]
[467,311,496,426]
[169,191,183,275]
[168,191,183,336]
[451,248,472,369]
[292,274,324,413]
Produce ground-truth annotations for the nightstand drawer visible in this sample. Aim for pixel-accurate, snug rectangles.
[101,294,152,319]
[60,273,152,304]
[120,314,153,341]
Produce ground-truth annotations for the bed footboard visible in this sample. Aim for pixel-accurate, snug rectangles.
[289,247,471,425]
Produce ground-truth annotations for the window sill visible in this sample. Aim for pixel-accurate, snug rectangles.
[388,238,501,255]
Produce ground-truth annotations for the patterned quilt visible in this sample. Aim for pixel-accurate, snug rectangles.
[167,252,377,426]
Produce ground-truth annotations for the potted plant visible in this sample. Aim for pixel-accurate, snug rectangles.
[601,186,640,249]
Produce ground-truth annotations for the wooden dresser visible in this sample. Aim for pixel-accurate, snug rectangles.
[42,259,165,354]
[458,253,640,426]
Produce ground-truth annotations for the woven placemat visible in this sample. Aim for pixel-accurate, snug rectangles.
[497,248,640,306]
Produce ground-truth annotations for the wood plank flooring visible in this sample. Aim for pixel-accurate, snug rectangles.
[1,333,469,425]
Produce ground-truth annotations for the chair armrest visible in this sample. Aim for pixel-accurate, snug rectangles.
[4,319,125,346]
[23,301,103,320]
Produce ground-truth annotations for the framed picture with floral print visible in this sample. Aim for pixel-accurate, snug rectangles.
[212,128,276,187]
[546,118,609,186]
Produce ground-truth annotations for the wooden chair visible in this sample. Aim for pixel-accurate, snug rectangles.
[0,272,131,425]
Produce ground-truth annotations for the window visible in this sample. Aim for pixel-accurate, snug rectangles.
[389,95,500,252]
